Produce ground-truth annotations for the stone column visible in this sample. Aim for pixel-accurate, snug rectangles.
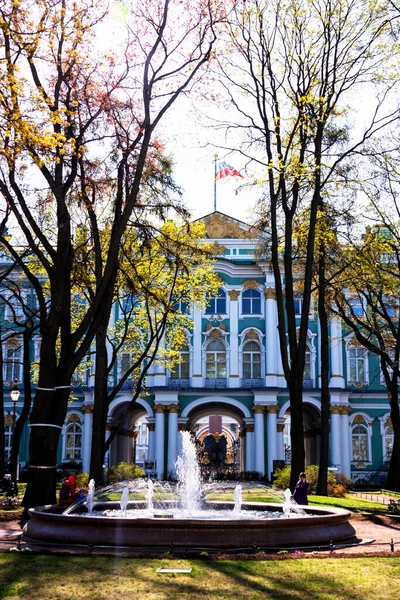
[244,423,254,472]
[277,421,285,461]
[154,404,166,479]
[128,431,135,464]
[147,422,156,465]
[82,404,94,474]
[191,307,203,387]
[330,405,342,469]
[266,405,279,480]
[253,405,265,476]
[264,287,278,386]
[340,406,352,477]
[167,405,179,478]
[228,290,240,388]
[153,339,166,387]
[329,317,345,389]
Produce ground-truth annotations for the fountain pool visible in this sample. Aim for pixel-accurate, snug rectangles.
[23,433,356,552]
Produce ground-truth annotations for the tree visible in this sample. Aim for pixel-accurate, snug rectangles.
[217,0,399,488]
[88,220,218,482]
[0,0,221,507]
[330,153,400,491]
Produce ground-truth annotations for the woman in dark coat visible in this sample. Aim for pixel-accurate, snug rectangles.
[293,472,309,505]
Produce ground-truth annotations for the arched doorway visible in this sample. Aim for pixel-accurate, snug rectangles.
[283,402,321,466]
[184,400,248,475]
[108,402,148,468]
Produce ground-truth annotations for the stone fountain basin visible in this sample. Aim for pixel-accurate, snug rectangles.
[23,501,356,549]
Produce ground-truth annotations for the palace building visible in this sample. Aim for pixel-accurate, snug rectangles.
[2,212,394,484]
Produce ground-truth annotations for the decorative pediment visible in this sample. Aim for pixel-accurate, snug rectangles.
[243,280,260,290]
[202,212,248,239]
[245,329,259,340]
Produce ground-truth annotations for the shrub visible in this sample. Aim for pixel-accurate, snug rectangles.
[331,484,347,497]
[273,465,349,496]
[333,472,353,491]
[108,462,145,483]
[75,472,89,489]
[2,495,19,510]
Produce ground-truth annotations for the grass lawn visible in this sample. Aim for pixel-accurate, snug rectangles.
[0,554,399,599]
[309,494,385,512]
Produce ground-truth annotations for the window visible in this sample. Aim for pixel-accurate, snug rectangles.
[171,344,190,379]
[242,289,261,315]
[65,422,82,460]
[351,425,368,461]
[173,299,190,315]
[242,341,261,379]
[120,353,131,377]
[304,349,311,380]
[4,424,12,460]
[293,295,302,315]
[205,288,226,315]
[384,425,394,460]
[348,299,363,317]
[205,339,227,379]
[5,295,24,321]
[348,345,367,382]
[4,345,21,382]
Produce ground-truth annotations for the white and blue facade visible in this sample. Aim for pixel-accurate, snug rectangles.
[2,212,395,484]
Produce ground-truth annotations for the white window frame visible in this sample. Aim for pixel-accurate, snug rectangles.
[62,413,83,463]
[378,414,394,462]
[241,288,262,316]
[3,342,22,383]
[350,413,373,465]
[238,328,265,380]
[346,338,369,385]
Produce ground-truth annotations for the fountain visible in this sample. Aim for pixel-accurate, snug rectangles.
[23,432,356,552]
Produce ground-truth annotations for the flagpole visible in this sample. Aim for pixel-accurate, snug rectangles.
[214,154,217,212]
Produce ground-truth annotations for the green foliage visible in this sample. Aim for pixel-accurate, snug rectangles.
[108,462,145,484]
[1,495,19,510]
[387,498,400,515]
[75,473,89,489]
[274,465,351,496]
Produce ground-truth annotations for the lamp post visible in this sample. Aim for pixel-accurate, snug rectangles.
[10,379,20,437]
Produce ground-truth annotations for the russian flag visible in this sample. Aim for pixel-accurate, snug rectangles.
[215,161,243,181]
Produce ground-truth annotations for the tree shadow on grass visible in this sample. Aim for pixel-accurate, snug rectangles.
[0,554,399,599]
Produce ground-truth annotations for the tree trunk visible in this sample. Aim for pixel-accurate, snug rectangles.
[89,324,110,484]
[22,386,70,507]
[316,247,330,496]
[289,378,305,491]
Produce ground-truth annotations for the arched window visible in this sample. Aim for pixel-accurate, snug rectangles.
[171,344,190,379]
[65,422,82,460]
[205,339,226,379]
[384,425,394,461]
[205,288,226,315]
[242,289,261,315]
[351,424,368,461]
[242,341,261,379]
[4,424,12,460]
[347,345,368,383]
